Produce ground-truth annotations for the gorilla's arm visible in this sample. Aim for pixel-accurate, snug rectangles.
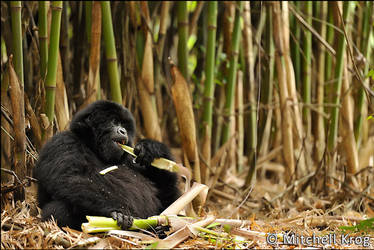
[134,139,181,208]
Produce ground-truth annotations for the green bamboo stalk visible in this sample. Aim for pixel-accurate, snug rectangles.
[324,4,334,85]
[201,1,217,182]
[302,1,312,137]
[39,1,48,80]
[85,1,92,44]
[354,1,373,147]
[101,1,122,104]
[291,1,301,90]
[10,1,23,86]
[258,4,274,155]
[221,2,243,145]
[177,1,189,81]
[45,1,63,123]
[327,2,355,152]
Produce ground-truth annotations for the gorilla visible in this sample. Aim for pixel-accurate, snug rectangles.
[33,100,181,230]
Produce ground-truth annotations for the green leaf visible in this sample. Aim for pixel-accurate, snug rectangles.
[187,1,197,12]
[187,34,197,51]
[339,217,374,233]
[367,69,374,80]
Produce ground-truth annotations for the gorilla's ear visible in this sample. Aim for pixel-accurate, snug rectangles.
[70,109,94,137]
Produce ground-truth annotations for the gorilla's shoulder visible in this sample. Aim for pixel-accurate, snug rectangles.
[38,131,82,158]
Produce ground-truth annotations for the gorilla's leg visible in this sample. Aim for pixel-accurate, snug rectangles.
[41,200,82,229]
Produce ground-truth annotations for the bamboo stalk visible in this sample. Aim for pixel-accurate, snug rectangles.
[236,71,244,173]
[221,1,243,145]
[281,1,308,177]
[201,1,217,184]
[154,1,170,119]
[291,1,301,90]
[302,1,313,137]
[315,1,328,162]
[170,60,201,183]
[7,56,26,201]
[327,2,355,153]
[44,1,62,125]
[86,1,101,104]
[85,1,92,44]
[354,1,373,148]
[10,1,23,86]
[39,1,48,79]
[188,2,204,37]
[242,1,257,186]
[271,1,295,182]
[325,4,335,94]
[177,1,189,81]
[258,4,274,157]
[101,1,122,104]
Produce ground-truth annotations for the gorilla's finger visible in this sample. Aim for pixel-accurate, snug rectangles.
[111,211,118,221]
[118,213,124,228]
[133,143,142,156]
[122,215,134,230]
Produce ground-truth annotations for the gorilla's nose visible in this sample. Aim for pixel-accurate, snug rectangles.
[118,127,127,136]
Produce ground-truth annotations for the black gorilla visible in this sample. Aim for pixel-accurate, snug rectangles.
[33,100,180,230]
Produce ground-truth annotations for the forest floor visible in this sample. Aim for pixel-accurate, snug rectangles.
[1,178,373,249]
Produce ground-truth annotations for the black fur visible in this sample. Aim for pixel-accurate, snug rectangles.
[33,100,180,230]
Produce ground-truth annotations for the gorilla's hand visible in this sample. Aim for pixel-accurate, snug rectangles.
[134,139,173,167]
[111,211,134,230]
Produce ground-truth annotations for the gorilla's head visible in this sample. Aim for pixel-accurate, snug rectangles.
[70,101,136,164]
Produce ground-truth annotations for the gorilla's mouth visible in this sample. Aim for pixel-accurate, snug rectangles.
[113,138,127,148]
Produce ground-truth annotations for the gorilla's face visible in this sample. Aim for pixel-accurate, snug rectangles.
[70,101,136,164]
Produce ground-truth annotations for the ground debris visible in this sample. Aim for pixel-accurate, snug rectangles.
[1,199,373,249]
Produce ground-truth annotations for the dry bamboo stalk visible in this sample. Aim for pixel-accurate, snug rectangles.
[271,2,295,182]
[24,95,42,149]
[1,71,13,183]
[138,32,162,141]
[170,60,201,183]
[188,1,204,36]
[315,2,328,163]
[7,56,26,200]
[242,1,257,184]
[55,52,69,130]
[86,1,101,104]
[236,71,244,172]
[280,2,307,177]
[340,63,359,184]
